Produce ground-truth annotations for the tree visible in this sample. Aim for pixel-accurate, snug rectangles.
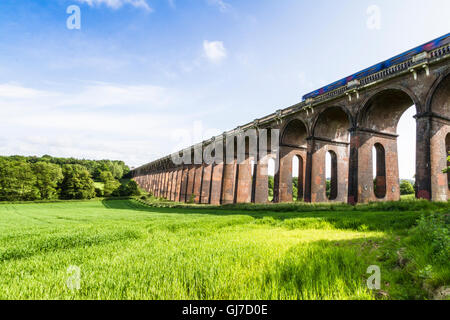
[32,162,63,199]
[400,180,415,195]
[100,171,120,197]
[443,152,450,174]
[268,175,274,198]
[60,164,96,200]
[326,179,331,199]
[292,177,299,201]
[93,163,111,181]
[108,162,124,180]
[0,160,38,201]
[126,180,141,196]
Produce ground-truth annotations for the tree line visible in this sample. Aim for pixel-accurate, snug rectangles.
[0,155,140,201]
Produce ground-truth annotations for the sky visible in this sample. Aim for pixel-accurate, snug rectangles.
[0,0,449,179]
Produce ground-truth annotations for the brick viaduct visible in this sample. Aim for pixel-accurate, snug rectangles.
[132,40,450,204]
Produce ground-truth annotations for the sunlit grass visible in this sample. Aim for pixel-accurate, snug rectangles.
[0,199,448,300]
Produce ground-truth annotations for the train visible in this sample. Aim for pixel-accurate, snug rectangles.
[302,33,450,101]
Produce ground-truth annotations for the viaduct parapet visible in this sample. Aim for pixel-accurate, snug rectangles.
[132,34,450,204]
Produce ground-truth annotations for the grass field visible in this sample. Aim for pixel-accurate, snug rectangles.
[0,199,448,300]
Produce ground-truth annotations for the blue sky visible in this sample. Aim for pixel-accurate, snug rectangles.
[0,0,449,178]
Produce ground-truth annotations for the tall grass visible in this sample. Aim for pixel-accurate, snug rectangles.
[0,199,448,300]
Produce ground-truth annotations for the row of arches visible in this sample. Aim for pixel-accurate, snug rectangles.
[134,73,450,204]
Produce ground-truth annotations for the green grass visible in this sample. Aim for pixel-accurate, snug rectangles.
[0,199,448,300]
[401,194,416,201]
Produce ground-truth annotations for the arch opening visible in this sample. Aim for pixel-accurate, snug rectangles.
[397,106,416,188]
[268,158,275,202]
[281,119,308,147]
[313,107,351,203]
[373,143,387,199]
[326,151,338,200]
[292,155,304,201]
[446,134,450,191]
[314,107,351,143]
[360,89,416,135]
[360,89,416,201]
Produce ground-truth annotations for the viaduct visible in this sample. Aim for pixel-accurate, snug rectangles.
[131,35,450,205]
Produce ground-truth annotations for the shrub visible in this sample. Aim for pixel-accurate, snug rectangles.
[95,188,104,197]
[410,214,449,265]
[59,165,96,200]
[400,180,415,195]
[126,180,141,196]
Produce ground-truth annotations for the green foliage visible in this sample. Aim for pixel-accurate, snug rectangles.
[400,180,415,195]
[0,160,39,201]
[188,193,196,204]
[59,165,96,200]
[126,180,141,196]
[268,175,274,198]
[99,171,120,197]
[0,155,130,201]
[95,188,104,197]
[326,179,331,199]
[292,177,298,201]
[410,214,449,265]
[32,162,64,200]
[443,152,450,174]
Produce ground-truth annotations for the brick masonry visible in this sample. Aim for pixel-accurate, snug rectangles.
[132,58,450,204]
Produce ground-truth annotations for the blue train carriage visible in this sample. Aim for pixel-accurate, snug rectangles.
[302,33,450,101]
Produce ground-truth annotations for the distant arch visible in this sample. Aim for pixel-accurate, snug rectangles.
[358,88,418,134]
[326,150,338,200]
[281,119,308,147]
[313,106,352,142]
[428,72,450,117]
[373,143,387,199]
[292,155,304,201]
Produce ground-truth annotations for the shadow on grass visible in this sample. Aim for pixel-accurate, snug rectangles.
[100,198,448,232]
[260,237,385,300]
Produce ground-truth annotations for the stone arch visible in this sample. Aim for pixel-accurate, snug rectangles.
[428,72,450,117]
[276,119,308,203]
[281,118,308,147]
[313,106,352,142]
[428,73,450,201]
[446,134,450,191]
[358,88,418,134]
[310,106,351,203]
[326,150,338,200]
[353,87,418,203]
[292,154,304,201]
[373,143,387,199]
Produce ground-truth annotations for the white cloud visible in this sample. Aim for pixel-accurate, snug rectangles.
[0,82,173,111]
[0,83,56,99]
[61,83,173,109]
[206,0,230,12]
[203,40,227,64]
[76,0,152,11]
[0,82,220,167]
